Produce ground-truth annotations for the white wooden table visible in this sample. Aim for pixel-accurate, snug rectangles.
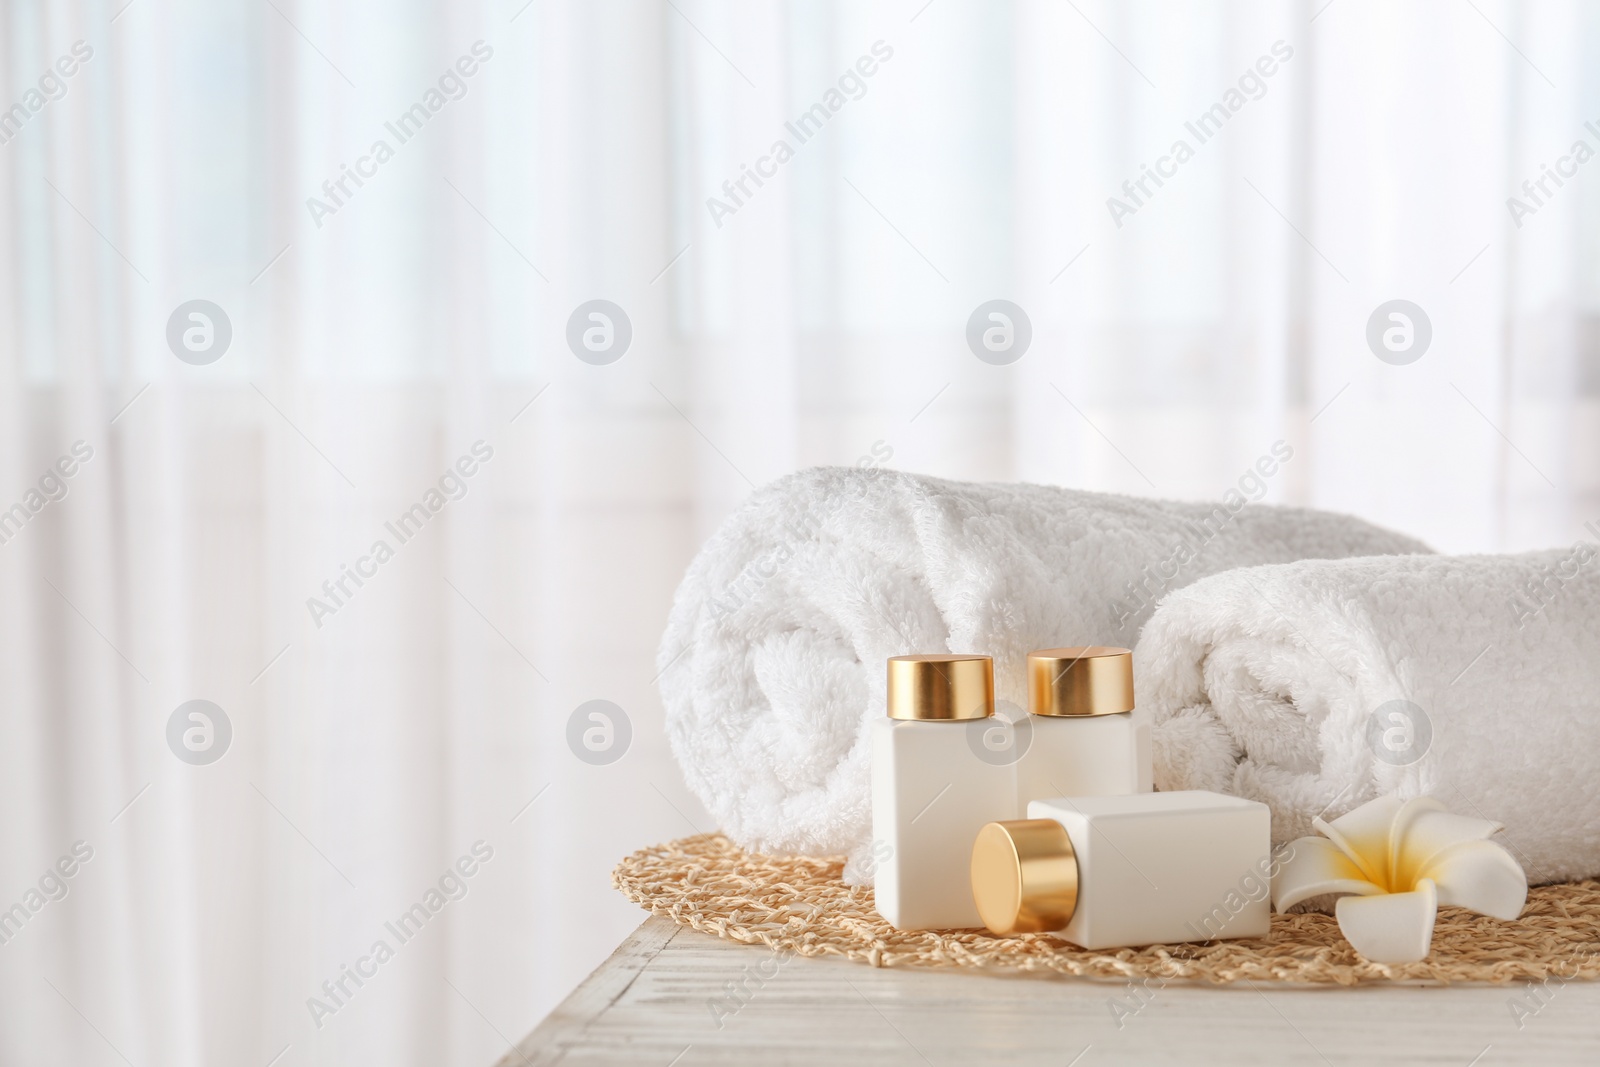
[500,917,1600,1066]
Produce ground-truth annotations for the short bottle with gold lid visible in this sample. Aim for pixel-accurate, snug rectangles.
[872,654,1015,931]
[1017,647,1151,810]
[969,791,1273,949]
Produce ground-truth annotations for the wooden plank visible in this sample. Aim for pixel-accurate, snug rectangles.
[508,918,1600,1066]
[495,916,681,1067]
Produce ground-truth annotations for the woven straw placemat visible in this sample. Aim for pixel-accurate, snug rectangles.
[613,833,1600,986]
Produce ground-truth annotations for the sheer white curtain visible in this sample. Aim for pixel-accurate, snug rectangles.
[2,0,1595,1063]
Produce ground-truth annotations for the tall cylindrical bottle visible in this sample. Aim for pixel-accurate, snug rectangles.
[872,654,1015,931]
[1016,647,1151,810]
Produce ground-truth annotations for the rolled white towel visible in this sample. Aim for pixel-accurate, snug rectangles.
[658,465,1430,877]
[1139,543,1600,885]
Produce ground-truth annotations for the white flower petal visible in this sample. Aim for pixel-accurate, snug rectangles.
[1316,793,1407,886]
[1420,839,1528,921]
[1391,806,1502,888]
[1334,879,1438,963]
[1293,793,1525,961]
[1272,836,1384,912]
[1387,796,1447,883]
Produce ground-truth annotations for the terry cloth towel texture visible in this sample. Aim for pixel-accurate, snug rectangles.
[1138,544,1600,885]
[658,466,1431,879]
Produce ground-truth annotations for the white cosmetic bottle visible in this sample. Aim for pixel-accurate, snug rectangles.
[970,791,1273,949]
[872,654,1014,931]
[1016,647,1151,810]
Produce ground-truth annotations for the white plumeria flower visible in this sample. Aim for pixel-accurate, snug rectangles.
[1271,794,1527,964]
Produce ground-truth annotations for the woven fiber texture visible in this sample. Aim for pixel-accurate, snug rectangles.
[612,834,1600,986]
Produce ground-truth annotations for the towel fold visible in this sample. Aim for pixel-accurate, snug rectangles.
[1138,544,1600,885]
[658,465,1430,876]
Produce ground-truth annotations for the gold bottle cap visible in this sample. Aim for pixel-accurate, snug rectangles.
[885,655,993,721]
[970,819,1079,935]
[1027,646,1134,717]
